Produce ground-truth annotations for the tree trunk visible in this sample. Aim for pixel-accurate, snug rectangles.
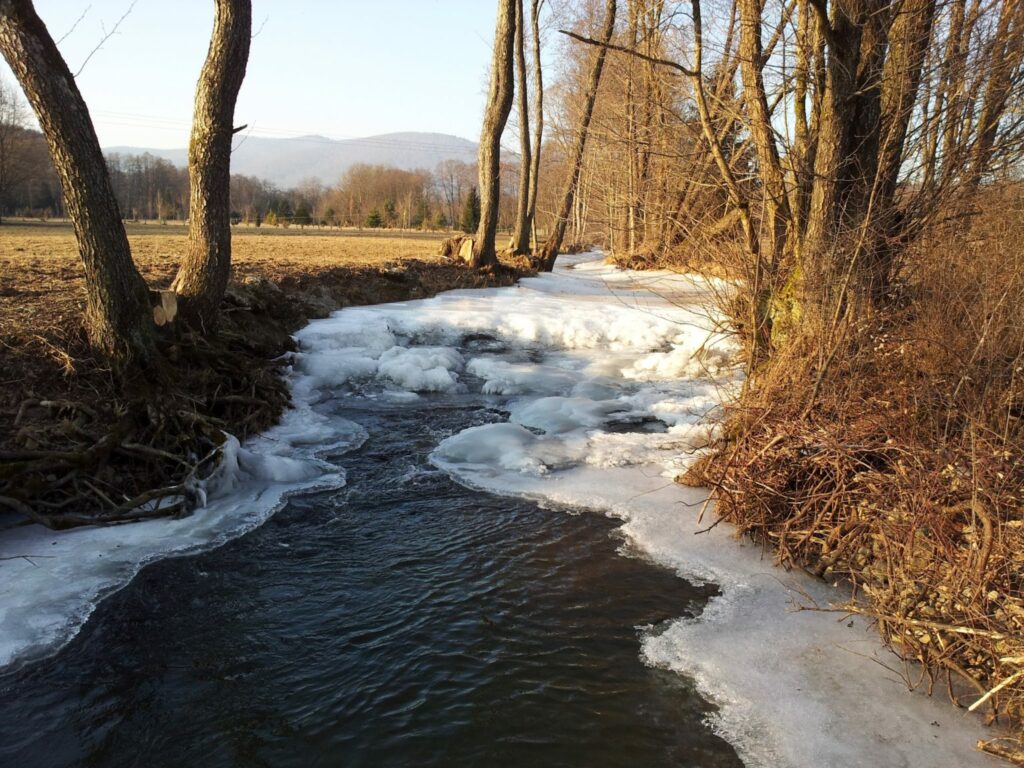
[171,0,251,328]
[538,0,617,271]
[802,0,870,316]
[869,0,935,298]
[473,0,517,270]
[511,0,533,255]
[527,0,544,253]
[0,0,156,367]
[968,0,1024,187]
[738,0,792,266]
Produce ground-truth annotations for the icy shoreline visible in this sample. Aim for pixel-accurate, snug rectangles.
[0,251,999,765]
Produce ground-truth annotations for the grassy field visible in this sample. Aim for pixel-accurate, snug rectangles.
[0,221,455,359]
[0,219,450,284]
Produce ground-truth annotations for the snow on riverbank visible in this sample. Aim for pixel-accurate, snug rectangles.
[291,251,995,767]
[0,400,365,668]
[0,250,999,765]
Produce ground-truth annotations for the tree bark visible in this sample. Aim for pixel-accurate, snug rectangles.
[527,0,544,253]
[0,0,156,367]
[538,0,617,271]
[869,0,935,297]
[171,0,251,328]
[511,0,533,255]
[802,0,873,315]
[473,0,517,270]
[738,0,792,266]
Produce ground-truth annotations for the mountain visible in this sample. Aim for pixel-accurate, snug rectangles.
[104,131,479,188]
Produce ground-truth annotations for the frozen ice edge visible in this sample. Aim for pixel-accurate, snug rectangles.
[415,252,1000,767]
[0,399,367,671]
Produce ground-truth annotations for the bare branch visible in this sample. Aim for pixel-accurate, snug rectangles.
[56,5,91,45]
[557,28,698,78]
[74,0,137,78]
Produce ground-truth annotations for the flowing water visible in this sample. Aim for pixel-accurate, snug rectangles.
[0,400,742,767]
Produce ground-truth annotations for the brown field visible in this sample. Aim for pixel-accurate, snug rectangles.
[0,221,460,367]
[0,219,450,286]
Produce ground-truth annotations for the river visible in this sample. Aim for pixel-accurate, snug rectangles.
[0,253,997,767]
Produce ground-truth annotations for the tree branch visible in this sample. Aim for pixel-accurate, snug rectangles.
[806,0,840,50]
[74,0,137,78]
[558,28,697,78]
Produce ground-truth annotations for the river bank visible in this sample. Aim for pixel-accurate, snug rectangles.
[0,223,523,529]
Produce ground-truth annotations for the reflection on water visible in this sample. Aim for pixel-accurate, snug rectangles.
[0,403,742,768]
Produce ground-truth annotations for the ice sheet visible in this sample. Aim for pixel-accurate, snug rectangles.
[0,393,365,669]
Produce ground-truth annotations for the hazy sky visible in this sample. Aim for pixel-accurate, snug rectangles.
[1,0,503,148]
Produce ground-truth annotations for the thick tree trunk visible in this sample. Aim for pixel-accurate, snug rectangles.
[538,0,617,272]
[473,0,517,270]
[802,0,871,316]
[511,0,533,255]
[171,0,251,328]
[738,0,792,266]
[0,0,156,367]
[526,0,544,253]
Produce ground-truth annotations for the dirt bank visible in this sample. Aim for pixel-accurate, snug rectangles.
[0,224,526,529]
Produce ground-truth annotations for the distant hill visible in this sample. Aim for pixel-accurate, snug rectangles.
[105,131,480,188]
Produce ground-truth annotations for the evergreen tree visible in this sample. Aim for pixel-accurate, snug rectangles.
[461,186,481,233]
[383,198,397,226]
[365,208,383,228]
[411,197,430,228]
[435,210,449,230]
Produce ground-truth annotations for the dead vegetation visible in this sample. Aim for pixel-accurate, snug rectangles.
[0,224,524,529]
[685,185,1024,757]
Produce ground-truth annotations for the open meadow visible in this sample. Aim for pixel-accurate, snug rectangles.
[0,221,456,376]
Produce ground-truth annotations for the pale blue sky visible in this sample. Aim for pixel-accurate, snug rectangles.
[1,0,506,148]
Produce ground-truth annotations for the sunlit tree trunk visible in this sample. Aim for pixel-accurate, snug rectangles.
[868,0,935,298]
[0,0,156,367]
[511,0,533,255]
[738,0,792,266]
[968,0,1024,187]
[527,0,544,252]
[172,0,251,328]
[473,0,517,270]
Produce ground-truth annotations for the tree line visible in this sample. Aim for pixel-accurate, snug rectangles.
[0,108,514,233]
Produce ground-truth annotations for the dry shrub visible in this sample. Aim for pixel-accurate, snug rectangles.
[691,183,1024,758]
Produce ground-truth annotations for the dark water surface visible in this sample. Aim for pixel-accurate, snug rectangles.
[0,402,742,768]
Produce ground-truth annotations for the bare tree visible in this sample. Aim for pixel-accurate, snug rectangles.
[473,0,517,270]
[172,0,252,328]
[511,0,533,255]
[0,76,31,223]
[527,0,545,252]
[538,0,617,271]
[0,0,156,366]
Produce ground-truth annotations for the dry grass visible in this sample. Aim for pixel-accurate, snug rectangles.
[0,219,448,284]
[687,184,1024,761]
